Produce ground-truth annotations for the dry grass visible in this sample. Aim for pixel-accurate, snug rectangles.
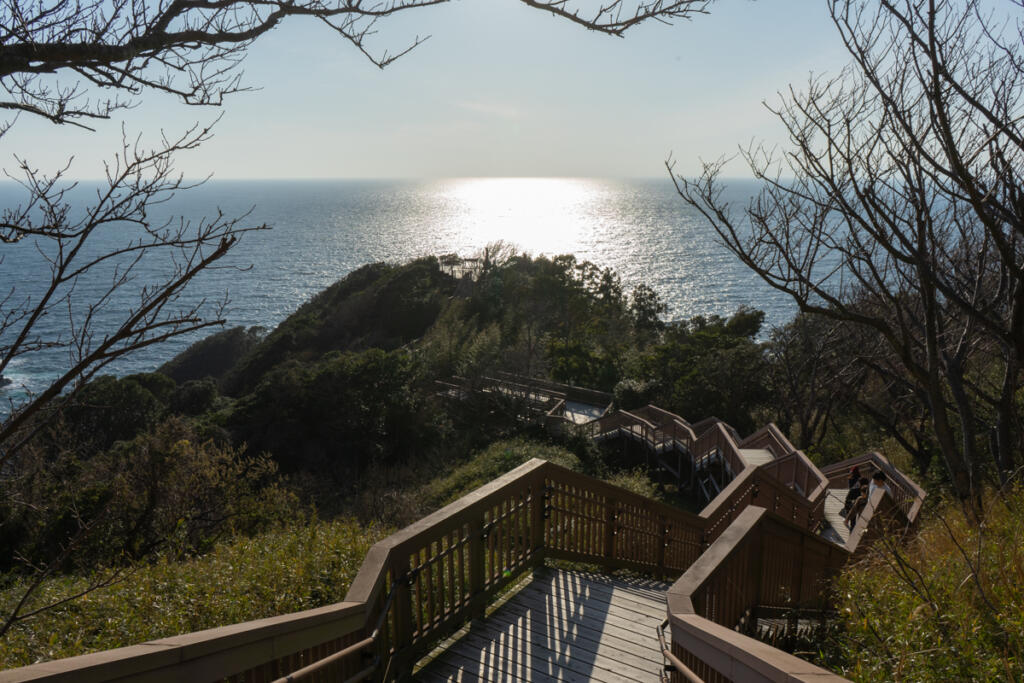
[831,484,1024,681]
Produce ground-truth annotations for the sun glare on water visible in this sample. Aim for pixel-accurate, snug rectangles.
[438,177,608,256]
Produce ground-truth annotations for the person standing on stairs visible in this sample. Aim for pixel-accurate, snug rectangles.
[869,470,892,499]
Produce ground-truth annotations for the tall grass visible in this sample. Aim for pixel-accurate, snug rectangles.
[0,519,388,670]
[420,438,581,508]
[832,485,1024,681]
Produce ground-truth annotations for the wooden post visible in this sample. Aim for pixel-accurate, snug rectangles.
[390,554,414,681]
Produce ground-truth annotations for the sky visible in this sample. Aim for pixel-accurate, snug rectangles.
[6,1,852,180]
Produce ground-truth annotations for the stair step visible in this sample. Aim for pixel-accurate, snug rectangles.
[821,488,852,545]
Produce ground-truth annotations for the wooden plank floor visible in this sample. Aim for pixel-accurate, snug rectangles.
[415,569,670,682]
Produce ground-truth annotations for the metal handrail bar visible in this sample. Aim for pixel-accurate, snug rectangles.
[270,576,401,683]
[657,618,705,683]
[271,637,375,683]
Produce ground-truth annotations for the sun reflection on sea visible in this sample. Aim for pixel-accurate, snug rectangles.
[437,177,608,256]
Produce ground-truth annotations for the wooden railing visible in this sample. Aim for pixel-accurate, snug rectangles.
[585,407,830,536]
[738,423,797,458]
[665,507,850,683]
[543,397,567,435]
[757,451,828,501]
[339,455,843,682]
[343,458,714,680]
[820,452,926,523]
[0,602,368,683]
[492,371,614,410]
[662,455,926,683]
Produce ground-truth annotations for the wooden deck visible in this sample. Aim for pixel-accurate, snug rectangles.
[416,569,669,682]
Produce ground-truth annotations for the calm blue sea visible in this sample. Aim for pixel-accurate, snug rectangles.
[0,177,794,400]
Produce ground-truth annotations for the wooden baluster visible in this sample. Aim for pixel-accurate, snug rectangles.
[603,495,616,567]
[656,515,668,580]
[413,549,425,637]
[587,489,596,556]
[530,476,545,566]
[486,507,495,586]
[492,504,501,583]
[424,542,435,632]
[468,516,485,619]
[506,496,514,572]
[446,529,456,615]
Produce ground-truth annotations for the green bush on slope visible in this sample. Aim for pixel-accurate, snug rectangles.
[0,519,389,670]
[421,438,581,508]
[833,487,1024,681]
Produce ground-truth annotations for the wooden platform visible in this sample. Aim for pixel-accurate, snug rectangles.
[415,569,669,682]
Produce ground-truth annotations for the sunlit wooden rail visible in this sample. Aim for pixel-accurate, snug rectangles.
[1,406,925,683]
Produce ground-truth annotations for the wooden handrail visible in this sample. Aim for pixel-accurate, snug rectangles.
[664,507,849,683]
[738,423,796,458]
[0,602,367,683]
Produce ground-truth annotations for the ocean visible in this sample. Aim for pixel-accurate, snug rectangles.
[0,177,794,400]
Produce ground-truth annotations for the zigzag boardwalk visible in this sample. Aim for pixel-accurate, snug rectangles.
[0,393,925,683]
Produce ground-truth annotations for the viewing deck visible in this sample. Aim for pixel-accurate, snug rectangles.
[1,394,925,683]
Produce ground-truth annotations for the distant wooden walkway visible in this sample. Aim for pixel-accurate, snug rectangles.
[416,569,669,682]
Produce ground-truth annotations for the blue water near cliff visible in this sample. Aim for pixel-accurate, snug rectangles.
[0,177,794,400]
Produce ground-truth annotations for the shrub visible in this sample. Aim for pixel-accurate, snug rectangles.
[613,378,654,411]
[830,486,1024,681]
[0,518,389,669]
[603,468,665,502]
[421,438,581,508]
[169,378,220,415]
[158,326,264,385]
[0,417,296,573]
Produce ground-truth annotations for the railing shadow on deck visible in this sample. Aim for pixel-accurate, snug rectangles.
[422,570,662,682]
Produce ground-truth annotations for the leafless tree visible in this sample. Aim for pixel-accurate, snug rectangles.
[671,0,1024,501]
[0,0,715,643]
[765,313,850,450]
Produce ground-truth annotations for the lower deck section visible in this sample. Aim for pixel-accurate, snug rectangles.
[416,569,669,682]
